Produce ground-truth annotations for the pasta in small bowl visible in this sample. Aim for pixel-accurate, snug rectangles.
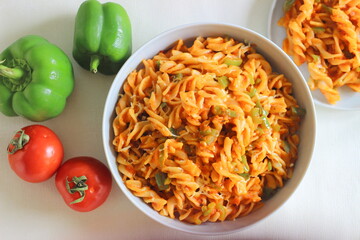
[102,23,316,235]
[268,0,360,109]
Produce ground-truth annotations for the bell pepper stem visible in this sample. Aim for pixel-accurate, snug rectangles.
[90,55,101,74]
[0,64,25,81]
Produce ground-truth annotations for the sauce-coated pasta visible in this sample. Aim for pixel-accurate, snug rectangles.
[279,0,360,104]
[112,36,303,224]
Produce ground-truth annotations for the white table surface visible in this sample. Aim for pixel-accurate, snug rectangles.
[0,0,359,239]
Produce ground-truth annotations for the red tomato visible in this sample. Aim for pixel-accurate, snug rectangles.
[55,156,112,212]
[7,124,64,183]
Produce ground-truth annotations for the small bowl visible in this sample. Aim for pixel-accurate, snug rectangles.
[267,0,360,110]
[102,22,316,235]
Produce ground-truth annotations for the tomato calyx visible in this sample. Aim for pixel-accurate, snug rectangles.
[7,130,30,154]
[65,176,88,204]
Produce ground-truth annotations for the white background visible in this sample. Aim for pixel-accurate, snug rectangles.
[0,0,359,239]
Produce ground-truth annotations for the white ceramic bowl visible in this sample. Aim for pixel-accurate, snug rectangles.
[102,22,316,235]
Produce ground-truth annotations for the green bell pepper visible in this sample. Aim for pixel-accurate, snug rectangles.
[0,35,74,122]
[73,0,132,75]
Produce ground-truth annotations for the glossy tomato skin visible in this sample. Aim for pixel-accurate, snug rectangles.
[7,125,64,183]
[55,156,112,212]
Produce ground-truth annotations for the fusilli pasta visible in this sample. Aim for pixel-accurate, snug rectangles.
[112,36,304,224]
[279,0,360,104]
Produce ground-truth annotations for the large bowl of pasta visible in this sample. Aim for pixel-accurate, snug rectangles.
[102,22,316,235]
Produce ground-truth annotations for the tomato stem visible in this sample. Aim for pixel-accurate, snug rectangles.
[7,130,30,154]
[65,176,88,204]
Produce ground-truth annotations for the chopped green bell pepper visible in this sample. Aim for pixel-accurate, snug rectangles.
[0,35,74,122]
[73,0,132,75]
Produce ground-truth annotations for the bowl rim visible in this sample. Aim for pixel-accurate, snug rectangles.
[102,21,317,235]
